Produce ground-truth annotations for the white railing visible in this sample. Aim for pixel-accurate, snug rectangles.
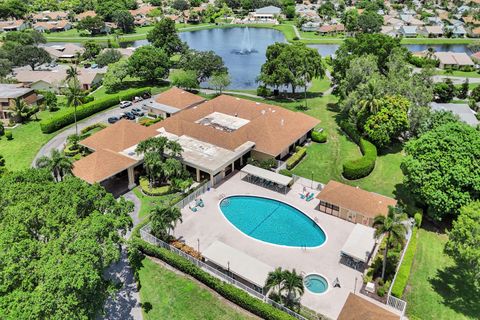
[140,224,308,320]
[387,294,407,315]
[174,180,212,209]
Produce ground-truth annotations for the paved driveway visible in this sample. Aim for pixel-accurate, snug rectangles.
[32,100,145,166]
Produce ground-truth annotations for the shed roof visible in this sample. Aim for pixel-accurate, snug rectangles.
[241,164,293,186]
[154,87,206,111]
[316,181,397,218]
[341,224,376,263]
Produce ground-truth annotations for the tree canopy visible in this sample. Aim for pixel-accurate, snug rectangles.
[0,169,132,319]
[128,45,170,82]
[147,18,186,57]
[401,122,480,220]
[178,49,227,82]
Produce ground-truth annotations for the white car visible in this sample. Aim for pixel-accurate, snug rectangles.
[119,101,133,108]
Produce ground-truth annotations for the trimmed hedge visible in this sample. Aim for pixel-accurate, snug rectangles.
[40,88,151,133]
[279,169,293,177]
[391,228,418,298]
[311,130,327,143]
[286,147,307,170]
[131,238,295,320]
[340,121,377,180]
[139,177,172,196]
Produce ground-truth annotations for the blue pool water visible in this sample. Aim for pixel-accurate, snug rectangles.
[304,274,328,294]
[219,196,326,247]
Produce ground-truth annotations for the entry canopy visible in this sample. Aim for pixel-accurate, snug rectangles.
[202,241,273,288]
[341,224,376,263]
[241,164,293,187]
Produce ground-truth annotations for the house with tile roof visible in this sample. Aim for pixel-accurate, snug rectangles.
[419,25,444,37]
[146,87,206,118]
[0,84,41,125]
[434,52,474,69]
[33,20,72,32]
[0,19,28,32]
[72,94,319,192]
[316,180,397,226]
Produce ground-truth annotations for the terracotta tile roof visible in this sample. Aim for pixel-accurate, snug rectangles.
[129,5,157,16]
[72,149,137,184]
[471,27,480,35]
[76,10,96,20]
[151,95,319,157]
[0,19,25,29]
[154,87,206,110]
[31,11,69,21]
[80,119,153,152]
[15,69,105,87]
[34,20,71,31]
[316,181,397,218]
[338,293,400,320]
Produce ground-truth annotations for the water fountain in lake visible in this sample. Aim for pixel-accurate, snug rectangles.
[231,27,258,55]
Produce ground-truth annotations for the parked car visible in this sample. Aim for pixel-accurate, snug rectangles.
[142,92,151,99]
[133,96,143,103]
[121,112,135,120]
[108,116,119,124]
[132,108,144,116]
[119,101,133,108]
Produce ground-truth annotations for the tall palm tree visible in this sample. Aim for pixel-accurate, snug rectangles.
[64,77,85,136]
[150,205,183,241]
[373,206,407,280]
[359,79,381,115]
[10,98,38,123]
[66,65,79,82]
[265,267,285,303]
[280,269,304,310]
[36,149,73,182]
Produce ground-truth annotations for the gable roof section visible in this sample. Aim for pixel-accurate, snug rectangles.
[80,119,153,152]
[154,87,206,110]
[338,293,400,320]
[317,181,397,218]
[72,149,137,184]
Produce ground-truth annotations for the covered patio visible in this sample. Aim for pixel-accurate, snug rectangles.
[240,164,293,193]
[340,224,377,271]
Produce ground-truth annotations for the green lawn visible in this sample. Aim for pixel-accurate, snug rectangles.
[436,70,480,78]
[404,229,479,320]
[133,187,180,219]
[0,110,57,171]
[138,257,253,320]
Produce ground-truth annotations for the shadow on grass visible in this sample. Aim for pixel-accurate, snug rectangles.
[141,302,153,313]
[430,263,480,319]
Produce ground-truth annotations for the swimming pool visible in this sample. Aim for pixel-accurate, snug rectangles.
[304,274,329,294]
[219,195,326,247]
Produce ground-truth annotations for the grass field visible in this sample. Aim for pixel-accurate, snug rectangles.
[138,257,253,320]
[404,229,480,320]
[0,110,57,171]
[436,70,480,78]
[132,187,180,219]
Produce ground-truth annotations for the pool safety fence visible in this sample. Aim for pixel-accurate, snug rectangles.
[174,180,212,209]
[140,223,308,320]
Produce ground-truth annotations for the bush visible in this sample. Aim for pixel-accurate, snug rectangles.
[130,238,295,320]
[311,130,327,143]
[293,36,299,40]
[340,121,377,180]
[377,286,386,297]
[279,169,293,177]
[257,86,272,97]
[82,95,95,104]
[80,122,108,134]
[119,88,151,101]
[138,117,163,127]
[139,177,172,196]
[40,88,151,133]
[391,228,418,298]
[64,144,81,157]
[5,131,13,140]
[286,147,307,170]
[414,211,422,227]
[408,55,438,68]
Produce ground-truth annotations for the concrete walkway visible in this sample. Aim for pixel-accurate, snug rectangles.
[102,190,143,320]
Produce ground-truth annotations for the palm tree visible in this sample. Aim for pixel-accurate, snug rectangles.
[36,149,73,182]
[64,77,85,136]
[280,269,304,310]
[150,205,183,241]
[66,65,79,81]
[265,267,285,303]
[373,206,407,280]
[10,98,38,123]
[359,79,381,114]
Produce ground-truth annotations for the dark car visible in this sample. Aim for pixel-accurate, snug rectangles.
[122,112,135,120]
[107,116,119,124]
[132,108,144,116]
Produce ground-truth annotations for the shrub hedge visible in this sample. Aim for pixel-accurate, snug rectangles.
[139,177,172,196]
[40,88,151,133]
[391,228,418,298]
[340,121,377,180]
[311,130,327,143]
[131,238,295,320]
[279,169,293,177]
[286,147,307,170]
[5,131,13,140]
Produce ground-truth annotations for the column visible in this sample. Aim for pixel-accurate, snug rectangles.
[210,173,215,186]
[240,157,243,166]
[231,162,234,171]
[196,168,200,182]
[127,167,136,190]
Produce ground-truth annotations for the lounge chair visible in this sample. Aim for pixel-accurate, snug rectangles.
[306,193,314,202]
[189,206,198,212]
[300,193,306,199]
[197,199,205,207]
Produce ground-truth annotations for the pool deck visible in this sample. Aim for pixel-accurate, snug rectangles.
[174,172,364,319]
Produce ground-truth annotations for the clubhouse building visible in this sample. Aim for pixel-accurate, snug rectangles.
[72,91,319,192]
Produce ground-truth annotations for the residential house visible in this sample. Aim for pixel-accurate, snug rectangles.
[430,102,479,127]
[0,84,41,125]
[468,26,480,37]
[129,5,156,26]
[301,21,320,32]
[33,20,72,32]
[448,25,467,37]
[434,51,474,69]
[31,11,69,22]
[419,25,444,37]
[146,87,206,118]
[316,180,397,227]
[381,26,397,37]
[384,16,405,29]
[249,6,282,23]
[400,14,424,26]
[76,10,97,21]
[0,19,28,32]
[471,50,480,62]
[399,25,418,37]
[72,95,319,190]
[14,68,105,92]
[427,16,443,26]
[318,24,345,35]
[41,43,85,61]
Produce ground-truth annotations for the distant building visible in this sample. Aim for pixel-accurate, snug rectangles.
[434,52,474,69]
[14,69,105,92]
[147,87,206,118]
[248,6,282,23]
[75,10,97,21]
[0,84,41,125]
[33,20,72,32]
[430,102,479,127]
[399,25,418,37]
[31,11,69,22]
[419,25,444,37]
[301,21,320,32]
[41,44,84,61]
[0,19,28,32]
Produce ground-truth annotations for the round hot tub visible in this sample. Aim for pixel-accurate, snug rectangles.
[304,274,329,294]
